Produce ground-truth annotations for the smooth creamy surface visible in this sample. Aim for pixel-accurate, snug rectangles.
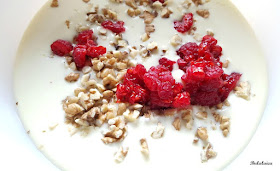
[14,0,268,170]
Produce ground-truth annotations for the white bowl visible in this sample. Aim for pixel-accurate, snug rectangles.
[0,0,279,170]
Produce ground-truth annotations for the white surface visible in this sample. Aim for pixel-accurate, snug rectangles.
[0,0,279,171]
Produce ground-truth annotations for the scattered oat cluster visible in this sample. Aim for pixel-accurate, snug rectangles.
[50,0,252,163]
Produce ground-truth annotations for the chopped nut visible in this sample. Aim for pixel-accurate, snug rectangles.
[125,0,137,9]
[141,33,150,42]
[196,9,210,18]
[140,138,149,156]
[222,129,229,137]
[51,0,59,7]
[82,66,92,74]
[76,24,90,33]
[88,14,105,24]
[69,62,77,71]
[220,121,230,130]
[103,74,118,88]
[151,122,165,139]
[172,117,181,131]
[101,68,116,78]
[145,24,155,34]
[223,60,230,68]
[117,103,127,115]
[65,73,80,82]
[234,81,251,100]
[195,111,208,119]
[75,118,89,126]
[170,34,182,46]
[103,90,114,99]
[182,0,192,9]
[83,0,90,3]
[116,62,128,70]
[65,20,70,29]
[89,89,102,100]
[152,1,163,9]
[129,48,138,58]
[147,41,158,52]
[98,28,107,35]
[117,40,128,48]
[161,8,173,18]
[102,137,118,144]
[92,59,104,71]
[197,127,208,141]
[140,11,156,24]
[139,46,151,58]
[193,136,199,143]
[181,109,194,130]
[216,103,223,109]
[114,147,129,163]
[207,30,214,36]
[192,0,203,6]
[102,8,118,20]
[65,103,84,116]
[123,109,140,122]
[163,109,177,116]
[127,8,136,17]
[116,70,127,82]
[201,143,217,162]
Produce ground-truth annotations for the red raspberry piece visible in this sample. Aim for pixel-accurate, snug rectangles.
[75,30,93,45]
[50,39,73,56]
[174,13,193,33]
[86,39,97,47]
[158,81,174,100]
[177,42,198,59]
[87,46,106,58]
[101,20,125,34]
[159,57,176,71]
[172,82,183,95]
[172,92,190,108]
[191,91,221,106]
[198,35,222,58]
[219,73,241,101]
[72,45,87,69]
[177,58,188,71]
[151,0,164,3]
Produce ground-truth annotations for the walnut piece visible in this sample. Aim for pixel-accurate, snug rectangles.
[161,8,173,18]
[151,122,165,139]
[201,143,217,162]
[65,73,80,82]
[172,117,181,131]
[51,0,59,7]
[65,103,84,116]
[114,147,129,163]
[234,81,251,100]
[195,111,207,120]
[140,138,149,156]
[170,34,182,46]
[196,9,210,18]
[145,24,155,34]
[140,11,156,24]
[197,127,208,140]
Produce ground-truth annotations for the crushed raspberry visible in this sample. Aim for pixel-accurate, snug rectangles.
[72,45,87,69]
[50,40,73,56]
[159,57,176,71]
[101,20,125,34]
[116,64,191,109]
[174,13,193,33]
[75,30,94,45]
[178,35,241,106]
[87,46,106,58]
[172,92,191,108]
[151,0,164,3]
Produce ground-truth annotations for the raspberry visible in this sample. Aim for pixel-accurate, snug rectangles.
[87,46,106,58]
[177,58,188,71]
[72,45,87,69]
[86,39,97,47]
[151,0,164,3]
[159,57,176,71]
[219,73,242,101]
[75,30,94,45]
[174,13,193,33]
[177,42,198,59]
[198,35,222,58]
[101,20,125,34]
[50,39,73,56]
[172,92,190,108]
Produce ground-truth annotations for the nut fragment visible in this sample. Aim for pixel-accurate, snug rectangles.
[145,24,155,34]
[51,0,59,7]
[123,109,140,122]
[196,9,210,18]
[65,73,80,82]
[195,111,207,120]
[161,8,173,18]
[114,147,129,163]
[197,127,208,140]
[82,66,92,74]
[141,33,150,42]
[151,122,165,139]
[181,109,194,130]
[83,0,90,3]
[117,103,127,115]
[125,0,137,9]
[140,138,149,156]
[172,117,181,131]
[222,60,230,68]
[147,41,158,52]
[201,143,217,162]
[140,11,156,24]
[234,81,251,100]
[65,103,84,116]
[192,0,203,6]
[170,34,182,46]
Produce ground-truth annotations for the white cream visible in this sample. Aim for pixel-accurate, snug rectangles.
[14,0,268,171]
